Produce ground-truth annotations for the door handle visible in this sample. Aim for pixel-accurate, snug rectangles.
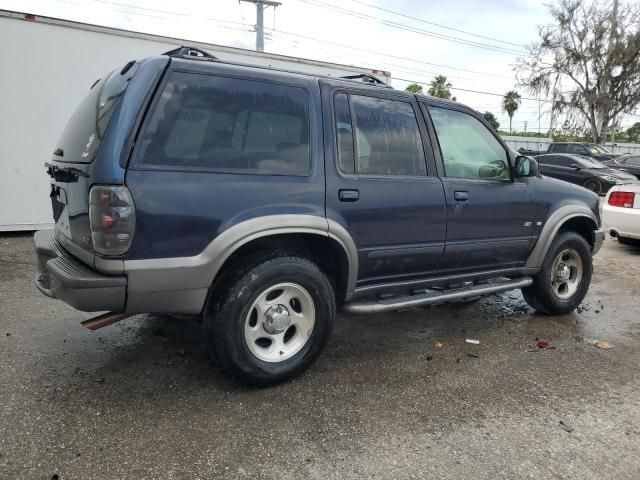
[454,191,469,201]
[339,189,359,202]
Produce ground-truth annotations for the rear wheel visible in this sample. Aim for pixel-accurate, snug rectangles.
[204,254,335,386]
[522,231,592,315]
[583,178,602,195]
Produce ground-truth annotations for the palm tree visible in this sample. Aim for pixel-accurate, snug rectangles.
[428,75,455,101]
[405,83,424,94]
[502,90,522,134]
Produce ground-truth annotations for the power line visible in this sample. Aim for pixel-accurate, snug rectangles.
[343,0,528,49]
[393,76,551,102]
[268,31,508,89]
[50,0,518,80]
[296,0,527,56]
[272,29,514,79]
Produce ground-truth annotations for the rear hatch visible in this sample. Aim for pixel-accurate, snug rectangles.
[47,61,142,267]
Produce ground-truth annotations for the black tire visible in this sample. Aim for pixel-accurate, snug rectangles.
[521,231,592,315]
[204,254,335,386]
[583,178,602,195]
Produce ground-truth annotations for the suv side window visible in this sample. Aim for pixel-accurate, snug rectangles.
[335,93,426,176]
[568,144,587,155]
[334,93,355,174]
[553,143,568,153]
[428,106,510,180]
[626,156,640,166]
[137,72,311,175]
[553,156,574,167]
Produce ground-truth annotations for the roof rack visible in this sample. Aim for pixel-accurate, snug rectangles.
[163,46,218,61]
[340,73,388,87]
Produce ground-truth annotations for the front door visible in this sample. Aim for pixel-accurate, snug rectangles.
[424,103,537,274]
[322,84,446,286]
[538,155,585,184]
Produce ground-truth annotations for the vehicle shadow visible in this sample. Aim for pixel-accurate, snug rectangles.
[31,290,592,401]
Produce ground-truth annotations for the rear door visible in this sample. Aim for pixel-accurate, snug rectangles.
[322,83,446,285]
[422,102,536,274]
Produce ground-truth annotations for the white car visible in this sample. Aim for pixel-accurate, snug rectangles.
[603,184,640,244]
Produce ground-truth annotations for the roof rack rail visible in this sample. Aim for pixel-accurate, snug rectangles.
[163,46,218,61]
[340,73,388,86]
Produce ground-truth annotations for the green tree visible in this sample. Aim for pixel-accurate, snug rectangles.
[502,90,522,134]
[623,122,640,143]
[516,0,640,143]
[428,75,456,101]
[405,83,424,94]
[481,111,500,130]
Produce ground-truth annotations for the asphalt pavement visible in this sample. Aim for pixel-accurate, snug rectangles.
[1,233,640,479]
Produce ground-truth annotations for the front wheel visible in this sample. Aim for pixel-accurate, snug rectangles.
[204,255,335,386]
[522,231,592,315]
[583,178,602,195]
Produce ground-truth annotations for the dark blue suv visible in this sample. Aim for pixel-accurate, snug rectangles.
[35,48,605,385]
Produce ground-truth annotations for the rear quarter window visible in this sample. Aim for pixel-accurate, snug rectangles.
[135,72,311,175]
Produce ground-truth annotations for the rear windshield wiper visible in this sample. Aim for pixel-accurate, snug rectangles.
[45,162,89,182]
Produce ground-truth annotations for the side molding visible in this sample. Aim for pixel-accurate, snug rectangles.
[124,214,358,314]
[525,205,597,269]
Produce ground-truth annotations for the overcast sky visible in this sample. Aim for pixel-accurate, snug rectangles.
[0,0,586,132]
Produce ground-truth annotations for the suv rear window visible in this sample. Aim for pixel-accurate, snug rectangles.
[136,72,311,175]
[56,65,136,163]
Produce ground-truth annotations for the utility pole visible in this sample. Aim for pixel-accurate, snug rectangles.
[601,0,619,143]
[608,0,619,146]
[239,0,281,52]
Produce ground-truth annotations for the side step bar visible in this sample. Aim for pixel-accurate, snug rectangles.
[342,277,534,315]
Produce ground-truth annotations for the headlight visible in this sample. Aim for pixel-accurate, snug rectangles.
[599,175,619,182]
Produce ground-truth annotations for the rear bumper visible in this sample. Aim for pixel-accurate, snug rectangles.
[34,230,126,312]
[602,203,640,240]
[593,229,605,255]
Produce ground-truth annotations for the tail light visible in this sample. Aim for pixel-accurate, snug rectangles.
[89,185,135,255]
[608,191,635,208]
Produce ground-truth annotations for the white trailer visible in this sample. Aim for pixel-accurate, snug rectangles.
[0,10,391,231]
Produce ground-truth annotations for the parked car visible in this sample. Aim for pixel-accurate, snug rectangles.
[546,142,621,161]
[34,47,605,385]
[603,154,640,180]
[603,184,640,245]
[535,153,637,195]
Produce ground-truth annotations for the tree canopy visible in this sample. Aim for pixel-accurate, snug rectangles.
[404,83,424,94]
[481,111,500,130]
[516,0,640,143]
[502,91,522,134]
[428,75,456,101]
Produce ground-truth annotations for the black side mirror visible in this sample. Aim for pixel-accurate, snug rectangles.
[514,155,539,178]
[570,163,581,170]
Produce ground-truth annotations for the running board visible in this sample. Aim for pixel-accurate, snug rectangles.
[342,277,534,315]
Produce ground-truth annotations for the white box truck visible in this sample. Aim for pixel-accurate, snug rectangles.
[0,10,390,231]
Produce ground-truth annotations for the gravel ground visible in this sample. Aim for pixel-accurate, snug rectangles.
[1,233,640,479]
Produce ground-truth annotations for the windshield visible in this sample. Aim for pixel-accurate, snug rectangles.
[578,156,606,169]
[55,63,137,163]
[589,144,610,154]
